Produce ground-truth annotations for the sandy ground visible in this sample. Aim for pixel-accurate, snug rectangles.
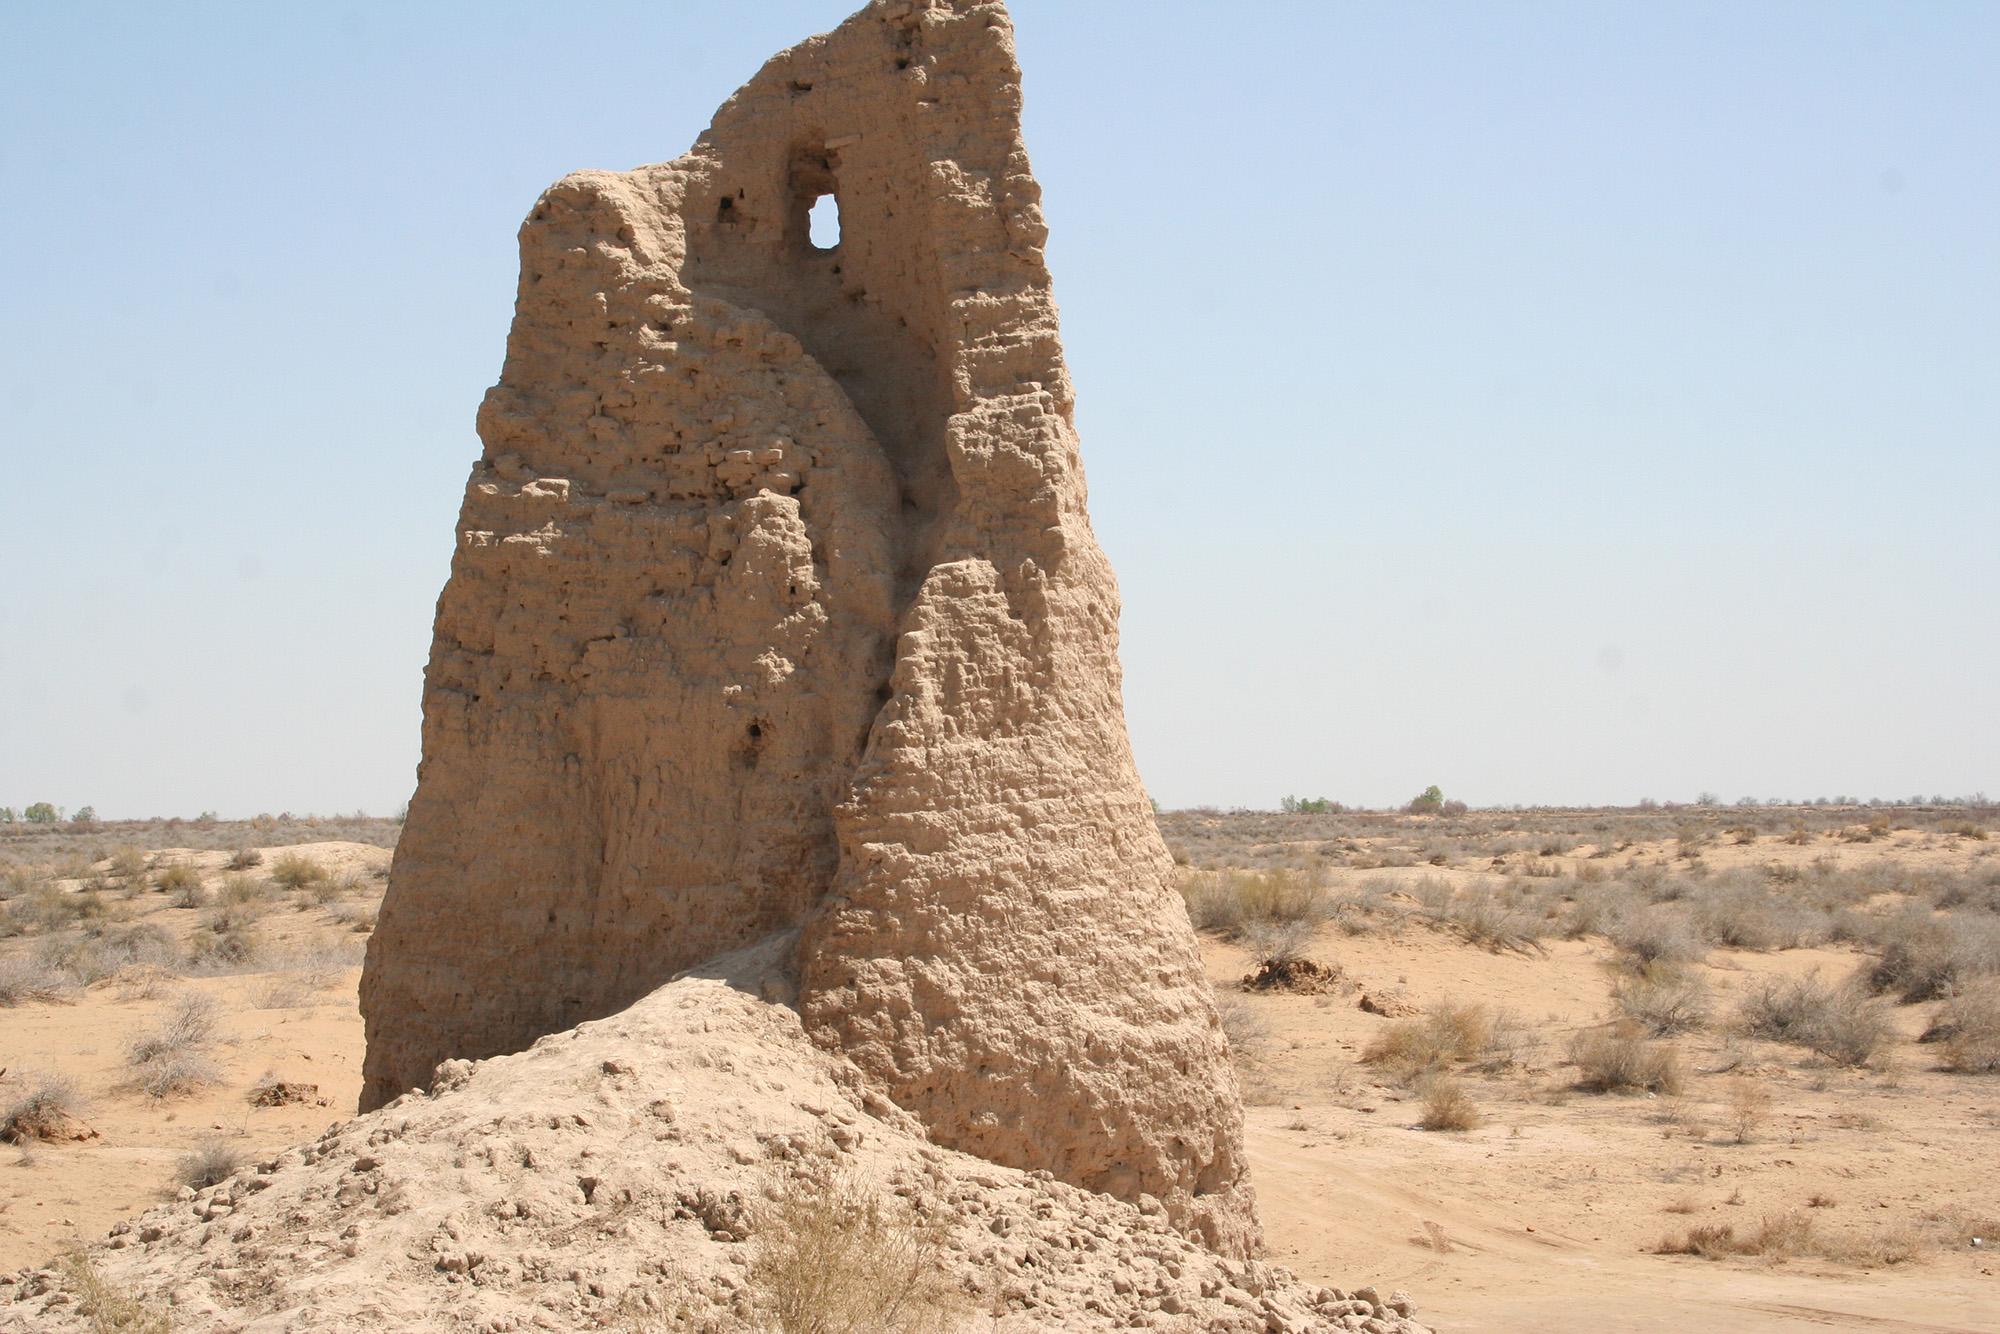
[2,826,1996,1331]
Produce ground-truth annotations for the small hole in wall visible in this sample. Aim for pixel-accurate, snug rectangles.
[808,193,841,249]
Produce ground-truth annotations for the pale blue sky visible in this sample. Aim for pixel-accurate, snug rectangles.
[3,1,1994,817]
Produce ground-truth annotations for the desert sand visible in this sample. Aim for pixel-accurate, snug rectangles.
[3,809,1995,1329]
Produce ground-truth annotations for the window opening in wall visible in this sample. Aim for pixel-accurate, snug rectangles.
[808,192,841,249]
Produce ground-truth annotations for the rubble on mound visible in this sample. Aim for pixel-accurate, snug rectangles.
[1241,958,1348,996]
[2,939,1429,1333]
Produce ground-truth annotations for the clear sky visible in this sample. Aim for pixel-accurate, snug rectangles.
[3,1,1995,818]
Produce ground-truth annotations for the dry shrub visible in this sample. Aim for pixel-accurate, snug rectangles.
[748,1169,964,1334]
[175,1136,245,1190]
[1417,879,1547,955]
[36,923,176,986]
[1363,1002,1494,1081]
[125,993,223,1098]
[55,1250,171,1333]
[219,874,271,908]
[1693,885,1827,951]
[107,847,148,881]
[1867,912,2000,1002]
[1215,997,1270,1063]
[1568,1026,1685,1094]
[1416,1074,1480,1131]
[1612,965,1711,1036]
[2,1076,87,1144]
[329,900,377,933]
[267,852,328,891]
[1925,982,2000,1073]
[0,956,74,1006]
[1240,918,1316,964]
[1736,972,1893,1067]
[186,904,263,969]
[225,847,264,871]
[152,862,203,904]
[1726,1079,1772,1143]
[1607,906,1707,968]
[1179,868,1327,938]
[1655,1211,1814,1261]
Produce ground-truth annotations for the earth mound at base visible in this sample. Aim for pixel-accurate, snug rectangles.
[2,937,1427,1333]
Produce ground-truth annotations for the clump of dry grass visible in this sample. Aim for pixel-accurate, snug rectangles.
[1612,965,1711,1036]
[1413,877,1547,955]
[1415,1074,1480,1131]
[152,861,204,906]
[35,922,177,987]
[175,1136,246,1191]
[2,1075,87,1144]
[0,956,74,1006]
[1606,906,1707,969]
[1866,911,2000,1002]
[56,1250,171,1333]
[1735,972,1893,1067]
[267,852,329,891]
[1567,1025,1686,1094]
[1924,982,2000,1073]
[748,1169,964,1334]
[329,900,377,933]
[225,847,264,871]
[184,903,263,970]
[1179,868,1328,939]
[1656,1210,1817,1261]
[1726,1079,1772,1143]
[125,993,223,1098]
[1363,1002,1496,1082]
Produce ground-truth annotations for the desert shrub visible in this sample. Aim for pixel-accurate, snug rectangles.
[107,846,148,881]
[1416,879,1546,955]
[268,852,328,890]
[1611,965,1711,1036]
[225,847,264,871]
[152,861,203,899]
[1606,906,1707,968]
[1925,982,2000,1074]
[329,900,377,933]
[1240,918,1316,964]
[219,874,270,908]
[1567,1025,1685,1094]
[1560,885,1639,940]
[55,1250,170,1334]
[1415,1074,1480,1131]
[125,993,223,1097]
[1657,1211,1930,1268]
[1363,1002,1495,1082]
[1736,972,1893,1067]
[1692,881,1827,950]
[186,904,262,969]
[2,1075,84,1143]
[175,1137,246,1190]
[748,1170,964,1334]
[1178,868,1327,938]
[36,921,177,987]
[1215,997,1270,1062]
[307,872,362,906]
[0,956,74,1006]
[1726,1079,1772,1143]
[1866,911,2000,1002]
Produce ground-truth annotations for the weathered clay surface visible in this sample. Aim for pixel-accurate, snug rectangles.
[3,941,1428,1332]
[360,0,1256,1254]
